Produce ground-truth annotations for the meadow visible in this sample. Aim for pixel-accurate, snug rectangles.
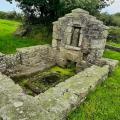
[0,19,50,54]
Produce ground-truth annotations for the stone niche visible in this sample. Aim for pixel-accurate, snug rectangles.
[52,8,108,67]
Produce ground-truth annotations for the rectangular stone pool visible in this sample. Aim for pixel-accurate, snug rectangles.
[12,66,76,96]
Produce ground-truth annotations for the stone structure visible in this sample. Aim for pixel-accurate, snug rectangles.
[0,45,56,77]
[52,8,108,66]
[0,8,118,120]
[0,9,109,76]
[0,65,110,120]
[0,61,119,120]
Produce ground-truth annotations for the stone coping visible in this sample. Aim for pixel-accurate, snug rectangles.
[0,61,118,120]
[0,45,51,56]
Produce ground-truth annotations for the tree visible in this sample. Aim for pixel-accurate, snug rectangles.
[6,0,113,25]
[97,12,120,27]
[98,12,112,25]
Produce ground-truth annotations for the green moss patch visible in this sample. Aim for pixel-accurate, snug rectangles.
[13,66,76,96]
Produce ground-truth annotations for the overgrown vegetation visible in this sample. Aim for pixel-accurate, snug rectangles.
[67,49,120,120]
[25,24,52,42]
[13,66,76,96]
[107,42,120,48]
[111,13,120,27]
[0,11,23,21]
[108,27,120,43]
[0,19,51,54]
[98,12,120,27]
[98,12,120,44]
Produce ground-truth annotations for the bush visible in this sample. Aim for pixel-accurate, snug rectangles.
[0,11,23,21]
[111,14,120,27]
[0,11,6,19]
[25,24,52,42]
[98,12,120,27]
[108,27,120,43]
[97,13,112,26]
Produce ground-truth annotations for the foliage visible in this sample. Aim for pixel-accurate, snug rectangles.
[25,24,52,42]
[0,19,51,54]
[0,11,6,19]
[0,11,23,21]
[107,42,120,48]
[111,13,120,27]
[98,12,120,27]
[108,27,120,43]
[6,0,112,25]
[67,49,120,120]
[97,12,112,26]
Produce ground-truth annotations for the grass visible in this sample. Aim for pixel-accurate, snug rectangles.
[108,27,120,43]
[67,49,120,120]
[107,41,120,48]
[103,49,120,61]
[0,19,51,54]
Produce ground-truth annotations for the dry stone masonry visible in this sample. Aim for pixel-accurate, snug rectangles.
[0,65,111,120]
[52,8,108,66]
[0,8,119,120]
[0,9,109,76]
[0,45,56,77]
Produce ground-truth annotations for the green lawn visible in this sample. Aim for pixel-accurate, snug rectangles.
[67,49,120,120]
[0,19,51,54]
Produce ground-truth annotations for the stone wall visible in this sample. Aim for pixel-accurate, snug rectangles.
[55,48,82,67]
[0,8,109,76]
[0,65,111,120]
[17,45,55,66]
[0,52,21,73]
[52,8,108,65]
[0,8,117,120]
[0,45,56,77]
[35,65,110,120]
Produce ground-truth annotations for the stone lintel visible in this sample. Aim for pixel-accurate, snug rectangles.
[65,45,81,51]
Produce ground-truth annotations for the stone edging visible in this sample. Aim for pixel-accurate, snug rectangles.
[0,58,118,120]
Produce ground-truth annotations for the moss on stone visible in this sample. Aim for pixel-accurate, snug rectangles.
[14,66,76,96]
[50,66,75,76]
